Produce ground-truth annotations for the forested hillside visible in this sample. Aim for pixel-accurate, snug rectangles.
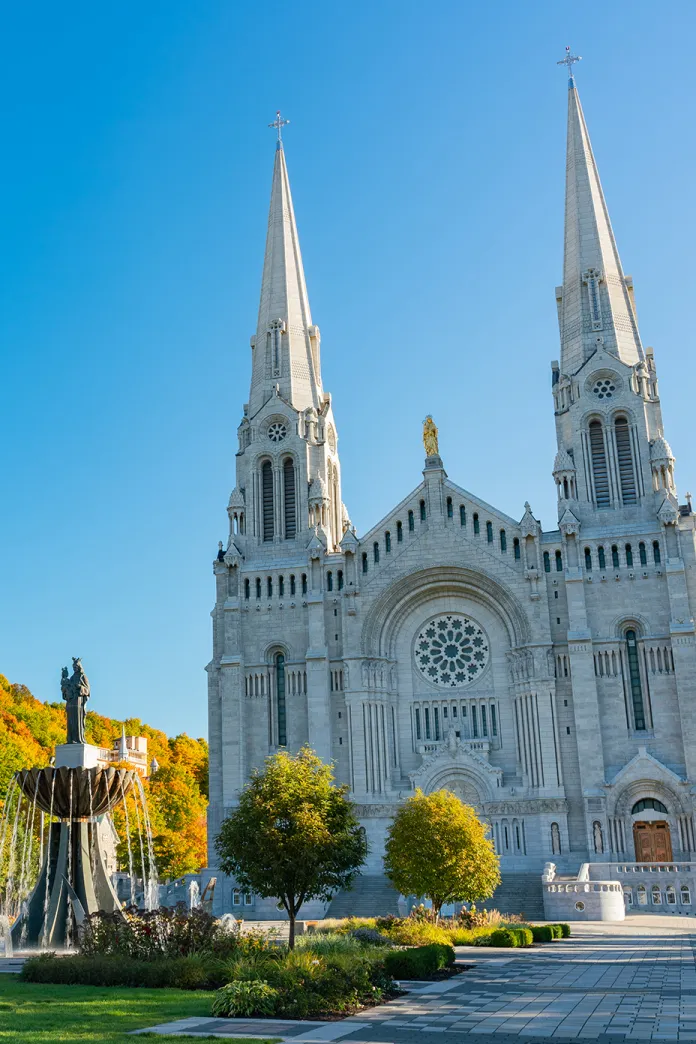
[0,674,208,878]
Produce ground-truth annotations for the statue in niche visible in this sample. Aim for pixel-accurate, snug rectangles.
[422,415,439,457]
[593,820,604,854]
[550,821,561,855]
[61,657,91,744]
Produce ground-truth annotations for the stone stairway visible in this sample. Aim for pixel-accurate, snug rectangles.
[485,872,545,921]
[326,875,401,918]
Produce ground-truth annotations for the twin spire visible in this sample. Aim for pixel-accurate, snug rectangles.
[558,53,644,375]
[248,113,322,417]
[249,68,646,412]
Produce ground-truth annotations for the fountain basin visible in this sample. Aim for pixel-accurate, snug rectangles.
[15,766,137,818]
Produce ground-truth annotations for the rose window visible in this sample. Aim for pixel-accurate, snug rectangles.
[267,422,287,443]
[592,378,616,400]
[414,614,490,688]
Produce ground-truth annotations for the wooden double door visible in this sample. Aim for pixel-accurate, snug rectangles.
[633,820,672,862]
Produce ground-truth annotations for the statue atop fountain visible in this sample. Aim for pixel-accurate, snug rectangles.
[1,658,156,950]
[61,658,90,744]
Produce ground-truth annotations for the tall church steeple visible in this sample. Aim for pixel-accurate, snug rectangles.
[248,115,322,416]
[557,56,644,375]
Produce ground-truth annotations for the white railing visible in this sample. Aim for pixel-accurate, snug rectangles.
[417,739,490,756]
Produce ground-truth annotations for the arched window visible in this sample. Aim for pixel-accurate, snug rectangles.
[362,553,368,574]
[639,542,647,566]
[244,578,250,600]
[327,571,333,592]
[598,545,606,570]
[551,822,561,855]
[473,513,480,535]
[255,577,261,599]
[301,573,307,594]
[514,537,520,560]
[653,540,661,564]
[337,569,344,591]
[446,496,453,519]
[615,417,637,503]
[637,884,647,906]
[267,576,273,598]
[625,543,633,568]
[555,550,563,572]
[651,885,662,906]
[290,574,296,596]
[283,458,296,539]
[397,520,403,542]
[625,629,646,730]
[589,420,610,507]
[460,505,466,526]
[631,798,668,815]
[420,499,426,521]
[408,510,414,531]
[262,460,274,541]
[681,885,691,905]
[612,545,620,568]
[385,531,391,553]
[500,529,507,552]
[276,653,287,747]
[584,547,592,570]
[373,542,380,564]
[278,575,284,597]
[486,521,493,543]
[543,551,551,572]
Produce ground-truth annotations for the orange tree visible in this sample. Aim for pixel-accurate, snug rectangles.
[215,747,367,947]
[384,788,500,919]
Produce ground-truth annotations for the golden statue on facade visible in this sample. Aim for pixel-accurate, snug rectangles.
[423,415,439,457]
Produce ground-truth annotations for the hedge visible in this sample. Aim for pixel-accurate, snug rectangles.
[21,953,216,990]
[383,943,455,979]
[530,925,555,943]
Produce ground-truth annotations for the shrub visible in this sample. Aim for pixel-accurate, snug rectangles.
[559,923,571,938]
[212,980,278,1017]
[457,904,499,929]
[448,927,477,945]
[381,920,452,946]
[511,927,533,947]
[530,925,554,943]
[489,929,518,948]
[550,924,563,939]
[350,927,392,946]
[78,906,257,961]
[21,953,214,990]
[295,932,365,956]
[383,943,455,980]
[311,917,377,935]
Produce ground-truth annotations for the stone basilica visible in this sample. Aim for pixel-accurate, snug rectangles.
[206,72,696,917]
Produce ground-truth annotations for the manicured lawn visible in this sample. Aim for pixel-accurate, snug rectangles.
[0,975,279,1044]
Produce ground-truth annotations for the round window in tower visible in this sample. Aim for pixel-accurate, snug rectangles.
[267,422,287,443]
[592,377,616,400]
[414,614,490,688]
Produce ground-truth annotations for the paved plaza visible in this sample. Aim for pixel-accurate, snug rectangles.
[138,918,696,1042]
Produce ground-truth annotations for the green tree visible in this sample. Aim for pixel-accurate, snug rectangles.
[215,747,367,947]
[384,788,500,919]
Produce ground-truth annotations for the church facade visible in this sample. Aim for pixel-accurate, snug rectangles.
[206,73,696,915]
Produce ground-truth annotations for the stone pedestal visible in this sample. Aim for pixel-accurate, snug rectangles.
[54,743,100,769]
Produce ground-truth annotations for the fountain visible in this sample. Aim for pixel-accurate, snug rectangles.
[0,658,158,949]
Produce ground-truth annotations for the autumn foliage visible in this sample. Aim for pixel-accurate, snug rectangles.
[0,673,207,880]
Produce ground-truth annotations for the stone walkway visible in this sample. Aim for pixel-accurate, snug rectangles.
[135,919,696,1042]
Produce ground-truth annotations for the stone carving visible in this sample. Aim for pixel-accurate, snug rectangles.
[61,658,91,744]
[353,804,401,817]
[542,861,557,882]
[551,822,561,855]
[485,799,568,815]
[422,415,439,457]
[593,820,604,854]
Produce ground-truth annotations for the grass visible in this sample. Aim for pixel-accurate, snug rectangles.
[0,975,280,1044]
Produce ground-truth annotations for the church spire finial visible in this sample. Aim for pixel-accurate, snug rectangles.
[557,46,582,88]
[268,110,290,149]
[557,55,644,374]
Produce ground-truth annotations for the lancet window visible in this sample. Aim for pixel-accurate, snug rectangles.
[614,417,637,504]
[283,458,296,538]
[262,460,274,541]
[588,420,610,507]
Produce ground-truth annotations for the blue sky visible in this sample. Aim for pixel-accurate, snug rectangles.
[2,1,695,737]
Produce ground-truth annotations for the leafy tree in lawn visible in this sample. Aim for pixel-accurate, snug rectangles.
[384,788,500,920]
[215,747,367,947]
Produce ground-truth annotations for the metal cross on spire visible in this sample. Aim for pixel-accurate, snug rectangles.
[269,110,290,147]
[557,46,582,85]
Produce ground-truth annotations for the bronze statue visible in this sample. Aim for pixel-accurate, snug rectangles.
[423,414,439,457]
[61,657,90,744]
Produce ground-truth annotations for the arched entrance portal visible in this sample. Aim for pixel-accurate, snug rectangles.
[633,820,672,862]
